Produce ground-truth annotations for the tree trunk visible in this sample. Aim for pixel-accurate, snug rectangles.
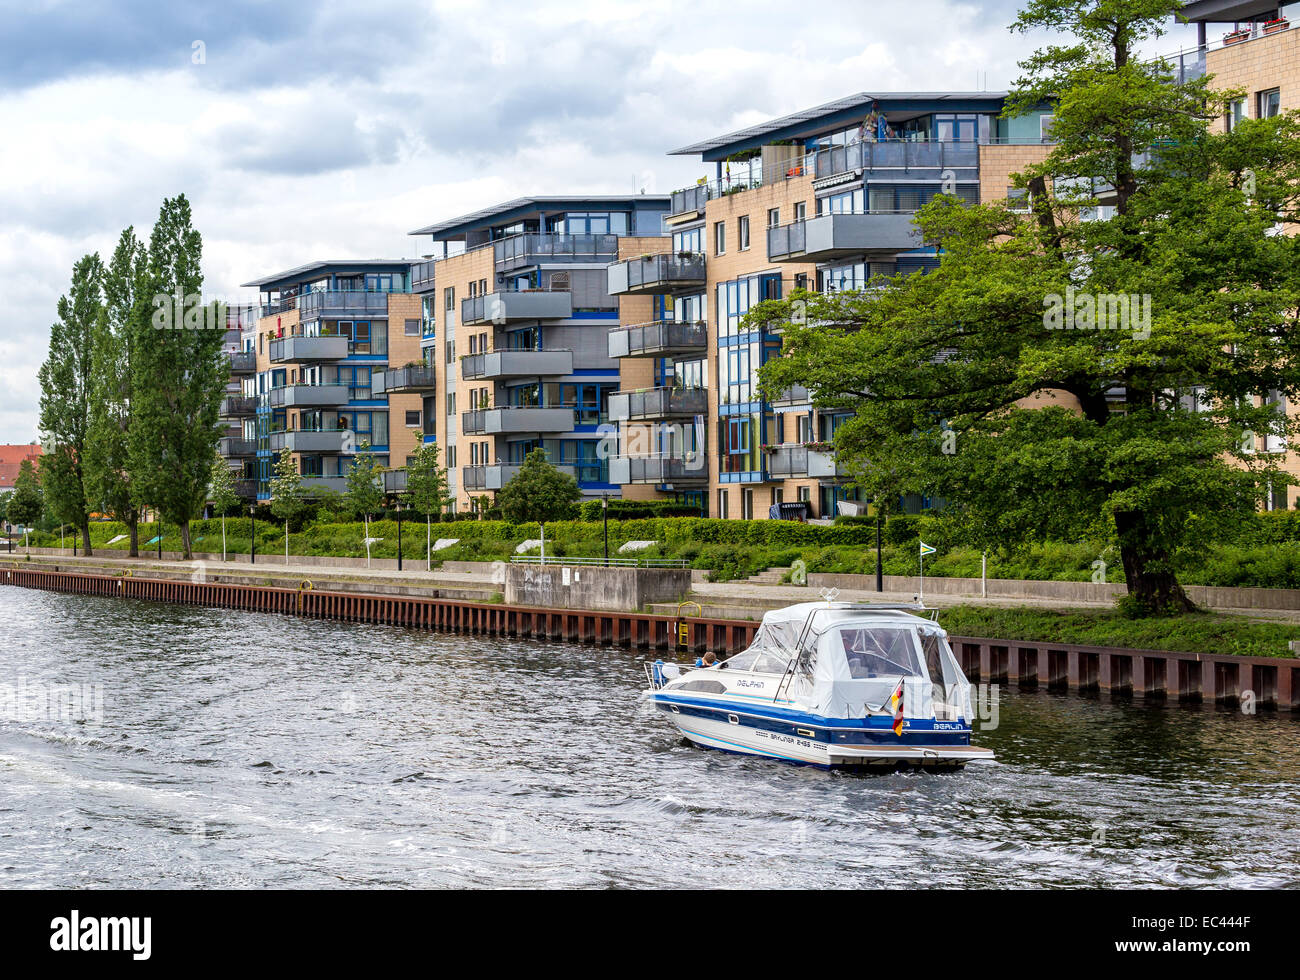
[81,518,93,557]
[180,521,193,561]
[427,515,431,571]
[221,515,227,562]
[127,513,139,558]
[1114,511,1196,615]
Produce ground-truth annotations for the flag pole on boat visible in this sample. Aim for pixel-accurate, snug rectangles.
[919,539,936,605]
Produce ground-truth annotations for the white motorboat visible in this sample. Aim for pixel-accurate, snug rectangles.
[645,601,993,769]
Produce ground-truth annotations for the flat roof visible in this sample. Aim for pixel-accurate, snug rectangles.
[240,259,415,290]
[408,194,671,239]
[1179,0,1283,22]
[670,91,1012,160]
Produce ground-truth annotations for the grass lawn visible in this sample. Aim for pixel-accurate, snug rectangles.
[938,604,1300,659]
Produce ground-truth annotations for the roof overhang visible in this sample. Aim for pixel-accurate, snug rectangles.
[408,195,671,239]
[240,259,414,290]
[1179,0,1282,22]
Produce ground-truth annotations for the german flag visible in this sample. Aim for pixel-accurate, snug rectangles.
[891,679,905,736]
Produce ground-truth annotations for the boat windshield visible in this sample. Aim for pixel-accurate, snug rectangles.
[723,648,793,674]
[838,627,923,679]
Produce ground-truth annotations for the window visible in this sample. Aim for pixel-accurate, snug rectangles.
[718,489,729,520]
[404,318,420,336]
[405,410,421,426]
[1039,114,1056,142]
[1007,187,1032,213]
[1258,88,1281,119]
[444,286,455,311]
[1226,98,1247,132]
[743,488,754,520]
[446,392,456,415]
[793,201,806,222]
[738,215,750,250]
[714,221,726,256]
[445,340,454,365]
[767,208,780,228]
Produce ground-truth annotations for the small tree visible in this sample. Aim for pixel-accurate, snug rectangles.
[344,441,384,567]
[8,459,44,548]
[401,431,453,570]
[209,452,240,562]
[495,449,581,541]
[268,447,310,564]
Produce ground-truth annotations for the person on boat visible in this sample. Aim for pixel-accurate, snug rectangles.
[694,651,718,668]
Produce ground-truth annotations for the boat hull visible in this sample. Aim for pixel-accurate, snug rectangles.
[651,693,993,769]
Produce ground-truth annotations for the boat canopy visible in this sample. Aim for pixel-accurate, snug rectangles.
[728,603,973,721]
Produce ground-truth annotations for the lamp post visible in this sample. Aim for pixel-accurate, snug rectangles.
[602,493,610,567]
[250,504,257,565]
[158,519,163,560]
[396,502,403,572]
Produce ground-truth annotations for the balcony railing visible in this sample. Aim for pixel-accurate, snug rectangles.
[268,335,351,363]
[383,469,407,493]
[234,479,258,500]
[268,429,350,454]
[767,212,921,262]
[608,454,708,485]
[297,290,393,320]
[461,290,573,325]
[771,385,812,409]
[493,234,619,272]
[462,462,577,492]
[410,259,437,291]
[812,140,981,180]
[608,320,708,360]
[301,476,348,494]
[765,444,809,478]
[606,253,706,295]
[460,407,576,435]
[218,436,256,458]
[460,349,574,380]
[608,386,708,422]
[219,395,257,417]
[375,364,437,394]
[227,350,257,374]
[268,384,352,408]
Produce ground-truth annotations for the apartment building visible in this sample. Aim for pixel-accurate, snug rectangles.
[406,196,671,512]
[224,261,425,501]
[604,91,1055,520]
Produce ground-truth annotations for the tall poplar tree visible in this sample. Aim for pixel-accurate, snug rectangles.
[128,195,229,560]
[86,227,145,556]
[38,253,103,555]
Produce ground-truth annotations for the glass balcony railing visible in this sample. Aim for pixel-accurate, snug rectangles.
[608,320,708,359]
[493,234,619,272]
[461,290,573,324]
[767,212,921,262]
[462,463,577,492]
[219,394,257,417]
[606,253,706,295]
[268,384,352,408]
[460,349,573,379]
[298,290,393,320]
[811,140,980,180]
[227,350,258,374]
[375,365,437,394]
[410,260,437,291]
[268,335,351,363]
[218,436,256,458]
[267,429,351,454]
[608,386,708,422]
[765,444,809,479]
[608,454,708,485]
[460,408,576,435]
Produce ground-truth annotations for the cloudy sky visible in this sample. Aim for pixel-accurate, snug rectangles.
[0,0,1200,441]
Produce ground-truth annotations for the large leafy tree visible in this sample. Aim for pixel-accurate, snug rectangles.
[401,431,453,570]
[127,195,228,560]
[496,447,581,524]
[269,447,310,564]
[8,459,44,545]
[344,441,385,567]
[38,253,104,555]
[86,227,145,556]
[756,0,1300,615]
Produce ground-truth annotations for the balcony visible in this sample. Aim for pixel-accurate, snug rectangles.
[268,335,350,363]
[607,253,706,295]
[668,184,711,220]
[767,213,920,262]
[234,479,258,500]
[494,234,619,272]
[302,476,348,495]
[808,448,844,480]
[410,259,437,292]
[608,320,708,360]
[375,364,437,394]
[219,395,257,417]
[609,454,708,485]
[771,385,812,410]
[462,463,577,492]
[811,140,979,181]
[460,350,573,380]
[268,384,351,409]
[227,351,257,374]
[218,436,256,458]
[608,386,708,422]
[268,429,350,454]
[765,444,810,479]
[383,470,407,493]
[297,290,392,321]
[460,408,575,435]
[461,290,573,325]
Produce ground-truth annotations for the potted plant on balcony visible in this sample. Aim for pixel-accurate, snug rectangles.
[1263,17,1289,34]
[1224,27,1251,44]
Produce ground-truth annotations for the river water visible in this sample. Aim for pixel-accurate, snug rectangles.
[0,587,1297,889]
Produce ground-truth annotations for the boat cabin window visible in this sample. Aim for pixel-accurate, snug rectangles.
[724,648,792,674]
[919,631,948,702]
[838,628,922,678]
